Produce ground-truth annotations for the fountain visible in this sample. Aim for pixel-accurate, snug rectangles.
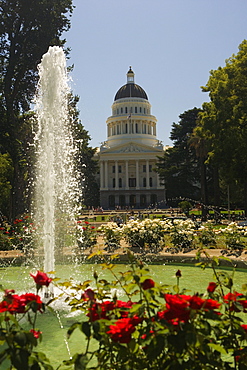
[1,48,247,369]
[33,46,80,275]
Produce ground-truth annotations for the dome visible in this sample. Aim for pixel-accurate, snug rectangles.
[114,83,148,101]
[114,67,148,101]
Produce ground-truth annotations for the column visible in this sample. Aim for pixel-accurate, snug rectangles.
[136,160,139,189]
[125,160,129,189]
[100,161,104,189]
[115,160,119,189]
[146,159,150,189]
[104,160,108,189]
[157,171,161,189]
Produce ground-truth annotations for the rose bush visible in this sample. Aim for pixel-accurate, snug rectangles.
[122,218,169,252]
[1,254,247,369]
[59,251,247,370]
[76,220,97,252]
[98,222,123,252]
[0,271,53,370]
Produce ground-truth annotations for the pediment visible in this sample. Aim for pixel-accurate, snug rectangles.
[100,142,164,154]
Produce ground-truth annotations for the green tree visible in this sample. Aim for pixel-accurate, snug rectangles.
[0,0,73,218]
[69,95,100,209]
[156,108,203,205]
[0,153,13,215]
[200,40,247,213]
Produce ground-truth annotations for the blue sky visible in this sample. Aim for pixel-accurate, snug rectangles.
[64,0,247,148]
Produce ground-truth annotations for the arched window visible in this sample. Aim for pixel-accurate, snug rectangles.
[130,194,136,207]
[109,195,115,208]
[119,195,125,207]
[140,194,146,206]
[149,177,153,187]
[119,178,122,188]
[150,194,157,206]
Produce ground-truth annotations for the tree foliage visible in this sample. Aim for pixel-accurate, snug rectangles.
[69,95,100,208]
[156,108,203,204]
[200,40,247,212]
[0,0,74,218]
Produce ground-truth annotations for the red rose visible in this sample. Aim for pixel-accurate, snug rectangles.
[203,298,221,310]
[21,293,43,311]
[207,282,217,293]
[224,292,242,302]
[30,329,42,339]
[107,318,135,343]
[30,271,52,287]
[176,269,182,277]
[87,301,115,321]
[6,294,26,314]
[81,288,95,301]
[141,279,155,290]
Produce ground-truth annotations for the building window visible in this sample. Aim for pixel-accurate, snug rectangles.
[150,194,157,206]
[118,165,122,173]
[125,107,128,113]
[135,123,138,133]
[119,178,122,188]
[135,107,137,113]
[125,123,128,133]
[112,165,115,173]
[113,178,116,188]
[149,177,153,187]
[144,108,146,114]
[130,194,136,207]
[129,178,136,187]
[117,109,119,114]
[121,107,123,113]
[140,107,142,113]
[149,164,152,172]
[140,194,146,206]
[119,195,125,206]
[143,165,146,172]
[109,195,115,207]
[143,178,146,187]
[130,107,133,113]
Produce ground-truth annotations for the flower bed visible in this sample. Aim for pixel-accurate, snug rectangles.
[1,254,247,369]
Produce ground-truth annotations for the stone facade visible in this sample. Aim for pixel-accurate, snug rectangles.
[97,67,167,209]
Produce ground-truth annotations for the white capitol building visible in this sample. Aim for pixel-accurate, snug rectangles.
[97,67,167,209]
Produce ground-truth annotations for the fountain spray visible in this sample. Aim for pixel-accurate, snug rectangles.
[33,46,80,281]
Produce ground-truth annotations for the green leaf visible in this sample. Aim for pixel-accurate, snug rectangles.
[75,354,88,370]
[208,343,227,354]
[81,322,91,338]
[67,322,81,338]
[128,338,138,353]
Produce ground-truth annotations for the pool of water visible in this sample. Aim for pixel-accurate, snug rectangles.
[1,263,247,368]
